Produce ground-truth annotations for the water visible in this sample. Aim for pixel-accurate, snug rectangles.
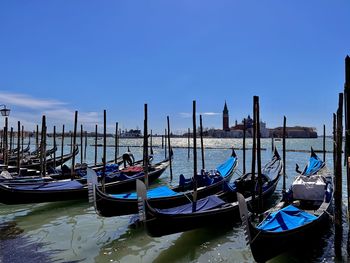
[0,138,348,262]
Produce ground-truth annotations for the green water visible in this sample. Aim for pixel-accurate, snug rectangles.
[0,138,346,262]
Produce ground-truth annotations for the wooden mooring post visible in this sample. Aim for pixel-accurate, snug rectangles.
[102,110,107,191]
[9,127,13,152]
[167,116,173,180]
[323,124,326,162]
[344,55,350,255]
[94,124,98,165]
[243,118,246,174]
[192,100,198,212]
[115,122,118,162]
[21,125,24,153]
[39,116,44,175]
[150,129,153,155]
[4,117,8,166]
[70,131,73,153]
[187,128,190,160]
[255,96,263,216]
[17,121,20,175]
[334,93,343,258]
[84,131,87,162]
[164,129,167,159]
[53,126,56,168]
[143,104,149,187]
[282,116,287,192]
[251,98,257,215]
[344,55,350,214]
[36,124,39,151]
[333,113,336,176]
[40,116,47,176]
[80,125,83,164]
[200,115,205,170]
[61,125,65,170]
[71,111,78,180]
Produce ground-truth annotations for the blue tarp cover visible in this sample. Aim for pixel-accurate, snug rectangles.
[11,180,84,191]
[155,195,226,215]
[111,186,180,199]
[303,155,324,176]
[97,164,119,177]
[216,156,236,178]
[257,205,317,232]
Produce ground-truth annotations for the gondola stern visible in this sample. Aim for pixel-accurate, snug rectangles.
[231,147,237,158]
[273,147,280,160]
[237,192,252,245]
[310,147,317,158]
[136,179,147,222]
[87,168,98,205]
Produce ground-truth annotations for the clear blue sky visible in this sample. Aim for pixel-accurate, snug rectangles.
[0,1,349,134]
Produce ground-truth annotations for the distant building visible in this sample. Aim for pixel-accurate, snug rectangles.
[205,102,269,138]
[223,101,229,131]
[120,129,142,138]
[207,129,243,138]
[184,102,316,138]
[270,126,317,138]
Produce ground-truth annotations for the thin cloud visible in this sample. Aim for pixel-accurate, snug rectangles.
[179,112,191,118]
[179,112,220,118]
[44,109,100,124]
[201,112,220,116]
[0,91,103,131]
[0,92,66,109]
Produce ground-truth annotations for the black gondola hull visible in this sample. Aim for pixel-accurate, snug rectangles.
[143,176,280,237]
[0,159,169,205]
[248,210,331,262]
[94,170,235,217]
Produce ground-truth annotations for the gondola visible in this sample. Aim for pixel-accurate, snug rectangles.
[0,150,148,183]
[0,141,31,163]
[18,146,79,171]
[7,145,57,166]
[137,149,282,237]
[89,149,238,217]
[0,157,170,205]
[237,149,333,262]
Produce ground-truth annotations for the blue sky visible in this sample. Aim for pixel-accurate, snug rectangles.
[0,1,349,134]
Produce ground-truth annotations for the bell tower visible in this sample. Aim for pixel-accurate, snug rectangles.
[223,101,229,131]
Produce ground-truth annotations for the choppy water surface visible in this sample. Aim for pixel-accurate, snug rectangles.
[0,138,348,262]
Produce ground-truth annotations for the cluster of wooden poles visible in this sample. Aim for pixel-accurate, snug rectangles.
[333,55,350,256]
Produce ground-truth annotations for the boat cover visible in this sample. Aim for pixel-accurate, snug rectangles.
[217,156,236,178]
[178,155,236,188]
[302,154,324,176]
[97,164,120,177]
[111,186,180,199]
[292,175,326,201]
[104,172,144,183]
[154,195,226,215]
[10,180,84,191]
[257,205,317,232]
[121,166,143,173]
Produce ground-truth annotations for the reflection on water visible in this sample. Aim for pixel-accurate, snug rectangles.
[0,221,63,263]
[0,138,346,262]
